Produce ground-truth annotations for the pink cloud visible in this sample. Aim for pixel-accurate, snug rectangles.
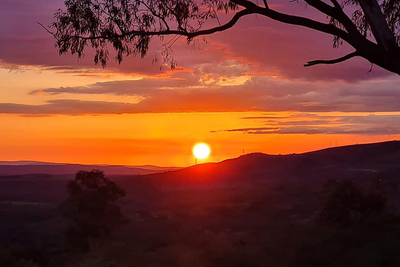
[1,75,399,116]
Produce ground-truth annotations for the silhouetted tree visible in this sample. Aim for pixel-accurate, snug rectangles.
[318,179,387,226]
[45,0,400,75]
[61,170,126,252]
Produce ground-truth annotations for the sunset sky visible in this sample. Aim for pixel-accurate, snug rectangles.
[1,0,400,166]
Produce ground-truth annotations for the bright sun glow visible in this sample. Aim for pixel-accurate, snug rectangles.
[193,143,211,159]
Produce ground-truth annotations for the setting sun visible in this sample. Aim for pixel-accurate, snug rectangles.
[193,143,211,159]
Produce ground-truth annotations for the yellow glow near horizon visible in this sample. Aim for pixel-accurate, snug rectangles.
[193,143,211,159]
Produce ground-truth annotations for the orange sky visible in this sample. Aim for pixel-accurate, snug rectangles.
[1,0,400,166]
[1,111,398,166]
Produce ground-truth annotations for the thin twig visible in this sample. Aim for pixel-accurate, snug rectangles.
[37,22,56,37]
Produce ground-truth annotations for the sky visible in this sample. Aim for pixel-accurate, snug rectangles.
[1,0,400,167]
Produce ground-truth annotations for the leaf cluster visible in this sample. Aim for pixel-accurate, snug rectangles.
[51,0,237,67]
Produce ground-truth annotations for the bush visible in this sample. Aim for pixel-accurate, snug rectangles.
[60,170,127,252]
[318,178,387,226]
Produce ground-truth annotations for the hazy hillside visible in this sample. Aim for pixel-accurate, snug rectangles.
[2,140,399,178]
[0,162,180,176]
[140,140,400,186]
[2,141,400,203]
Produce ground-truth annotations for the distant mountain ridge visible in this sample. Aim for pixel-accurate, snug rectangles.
[0,162,180,176]
[2,140,400,178]
[2,140,400,204]
[0,161,64,166]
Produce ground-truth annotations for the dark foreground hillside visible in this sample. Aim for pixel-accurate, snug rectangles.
[2,141,400,267]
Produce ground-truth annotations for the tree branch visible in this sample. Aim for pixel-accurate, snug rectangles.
[304,0,362,38]
[232,0,378,64]
[304,0,336,16]
[50,0,352,51]
[254,6,351,44]
[62,0,356,65]
[47,0,400,75]
[139,1,170,31]
[358,0,399,53]
[37,22,56,37]
[61,8,253,41]
[231,0,265,9]
[304,51,359,67]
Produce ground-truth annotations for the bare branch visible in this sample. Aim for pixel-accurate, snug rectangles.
[358,0,399,53]
[37,22,56,37]
[254,6,351,44]
[304,0,362,37]
[304,0,337,16]
[304,51,359,67]
[231,0,268,9]
[140,1,170,31]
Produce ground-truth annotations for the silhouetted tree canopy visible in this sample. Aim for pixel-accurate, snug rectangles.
[61,170,126,252]
[318,179,387,226]
[45,0,400,75]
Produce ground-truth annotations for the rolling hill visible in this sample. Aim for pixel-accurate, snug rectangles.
[141,140,400,185]
[2,141,400,267]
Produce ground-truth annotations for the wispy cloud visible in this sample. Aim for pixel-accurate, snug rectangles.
[217,126,400,135]
[18,73,400,116]
[213,113,400,135]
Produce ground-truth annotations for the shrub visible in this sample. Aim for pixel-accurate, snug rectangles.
[60,170,127,252]
[318,178,387,226]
